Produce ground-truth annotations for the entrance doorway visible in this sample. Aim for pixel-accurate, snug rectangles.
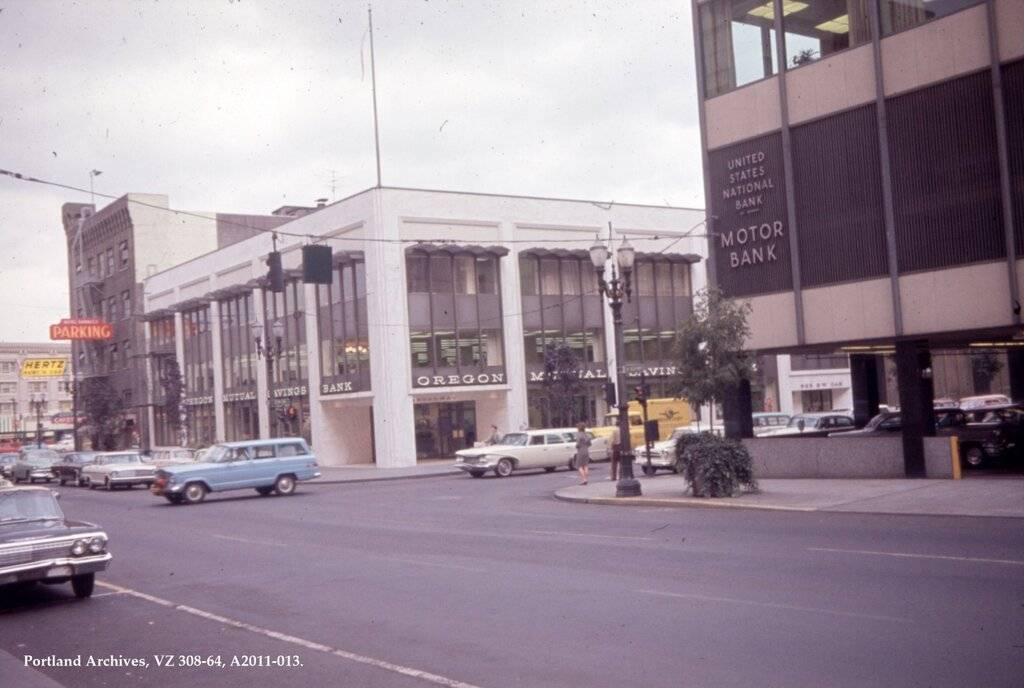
[415,402,477,459]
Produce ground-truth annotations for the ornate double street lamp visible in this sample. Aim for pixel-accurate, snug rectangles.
[589,225,641,498]
[252,319,286,432]
[29,393,47,449]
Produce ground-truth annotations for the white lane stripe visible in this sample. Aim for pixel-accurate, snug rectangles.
[96,581,482,688]
[525,530,653,541]
[636,589,913,624]
[808,547,1024,566]
[388,557,488,573]
[211,533,288,547]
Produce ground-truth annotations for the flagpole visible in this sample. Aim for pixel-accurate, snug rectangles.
[368,5,382,188]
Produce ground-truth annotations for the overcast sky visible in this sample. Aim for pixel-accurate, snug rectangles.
[0,0,703,342]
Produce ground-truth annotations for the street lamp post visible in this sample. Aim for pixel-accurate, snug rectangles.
[590,224,642,498]
[252,319,285,436]
[30,393,47,449]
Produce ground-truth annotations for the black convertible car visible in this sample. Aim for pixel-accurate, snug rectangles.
[0,486,111,598]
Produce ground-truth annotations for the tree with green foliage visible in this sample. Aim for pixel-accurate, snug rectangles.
[542,342,583,427]
[81,377,123,450]
[672,287,754,429]
[159,356,184,445]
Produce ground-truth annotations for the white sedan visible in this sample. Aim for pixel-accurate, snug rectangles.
[454,429,607,478]
[80,452,157,490]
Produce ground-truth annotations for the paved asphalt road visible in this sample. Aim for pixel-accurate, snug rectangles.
[3,464,1023,688]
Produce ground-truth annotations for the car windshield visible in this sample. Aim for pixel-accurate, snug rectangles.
[204,445,235,463]
[24,450,59,462]
[787,415,818,428]
[99,454,142,464]
[496,433,528,447]
[0,490,64,523]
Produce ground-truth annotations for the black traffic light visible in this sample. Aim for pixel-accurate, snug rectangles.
[633,385,648,406]
[266,251,285,292]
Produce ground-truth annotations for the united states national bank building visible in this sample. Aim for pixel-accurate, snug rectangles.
[692,0,1024,473]
[142,188,705,467]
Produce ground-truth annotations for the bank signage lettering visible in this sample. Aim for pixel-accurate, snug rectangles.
[321,381,355,395]
[414,372,506,388]
[527,366,677,383]
[183,396,214,406]
[223,391,257,402]
[272,385,307,399]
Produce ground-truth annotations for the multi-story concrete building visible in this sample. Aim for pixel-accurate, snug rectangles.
[692,0,1024,473]
[0,342,73,443]
[142,187,706,466]
[62,194,292,449]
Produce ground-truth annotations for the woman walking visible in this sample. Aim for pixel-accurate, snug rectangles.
[574,422,591,485]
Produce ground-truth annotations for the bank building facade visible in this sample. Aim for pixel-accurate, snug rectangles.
[142,188,705,467]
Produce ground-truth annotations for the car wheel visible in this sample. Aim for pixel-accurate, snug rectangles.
[494,458,514,478]
[641,464,658,476]
[963,446,985,468]
[543,467,556,473]
[182,482,207,504]
[59,475,67,486]
[104,477,112,491]
[274,474,296,496]
[71,573,95,599]
[256,486,274,496]
[468,470,485,478]
[165,494,184,505]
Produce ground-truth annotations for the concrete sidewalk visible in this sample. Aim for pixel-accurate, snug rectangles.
[555,474,1024,518]
[313,460,460,484]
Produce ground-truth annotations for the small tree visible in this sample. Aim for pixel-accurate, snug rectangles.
[160,357,184,446]
[81,377,123,451]
[542,343,583,427]
[672,287,754,429]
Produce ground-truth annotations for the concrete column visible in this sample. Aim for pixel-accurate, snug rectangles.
[776,354,795,416]
[1008,349,1024,403]
[500,221,528,433]
[850,354,881,428]
[894,340,935,477]
[722,378,754,440]
[209,300,226,442]
[252,287,271,439]
[302,282,324,451]
[173,311,186,446]
[366,190,417,467]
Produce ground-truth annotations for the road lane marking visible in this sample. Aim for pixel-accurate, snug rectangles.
[211,533,289,547]
[635,589,912,624]
[389,557,488,573]
[525,530,653,541]
[808,547,1024,566]
[96,581,481,688]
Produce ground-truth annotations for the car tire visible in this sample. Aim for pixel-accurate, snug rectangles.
[543,467,556,473]
[71,573,95,599]
[59,475,68,486]
[494,458,514,478]
[104,477,112,491]
[468,470,485,478]
[182,482,207,505]
[963,446,985,468]
[274,474,296,496]
[256,486,274,496]
[165,494,183,505]
[641,464,658,476]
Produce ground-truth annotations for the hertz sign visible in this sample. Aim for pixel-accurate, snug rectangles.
[49,318,114,341]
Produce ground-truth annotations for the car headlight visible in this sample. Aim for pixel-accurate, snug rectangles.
[88,536,106,554]
[70,539,88,556]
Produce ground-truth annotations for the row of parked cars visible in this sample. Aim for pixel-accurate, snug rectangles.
[0,446,199,489]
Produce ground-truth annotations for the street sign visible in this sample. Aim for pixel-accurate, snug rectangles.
[20,358,67,377]
[49,318,113,340]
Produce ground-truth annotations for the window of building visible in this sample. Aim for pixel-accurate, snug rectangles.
[0,382,17,394]
[96,253,104,278]
[105,247,114,276]
[790,353,849,370]
[149,317,176,349]
[800,389,834,412]
[699,0,779,99]
[29,380,47,394]
[87,256,95,277]
[783,0,871,69]
[316,259,370,392]
[406,249,505,382]
[879,0,983,37]
[263,280,308,386]
[57,380,70,393]
[75,254,82,273]
[59,400,73,412]
[621,258,694,367]
[121,290,131,318]
[107,296,117,322]
[182,306,214,395]
[119,239,130,269]
[220,291,256,392]
[122,339,131,367]
[0,361,16,375]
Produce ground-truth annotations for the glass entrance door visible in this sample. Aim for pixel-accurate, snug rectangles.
[414,402,477,459]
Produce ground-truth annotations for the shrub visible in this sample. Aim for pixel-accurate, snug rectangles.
[674,432,758,498]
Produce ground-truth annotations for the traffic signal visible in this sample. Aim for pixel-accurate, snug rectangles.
[633,384,648,406]
[266,251,285,292]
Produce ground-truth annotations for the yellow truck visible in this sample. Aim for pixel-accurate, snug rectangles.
[591,398,693,448]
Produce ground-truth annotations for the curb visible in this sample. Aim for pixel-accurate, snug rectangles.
[311,470,462,486]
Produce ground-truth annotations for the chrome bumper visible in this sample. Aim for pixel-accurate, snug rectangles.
[455,460,496,472]
[0,552,112,585]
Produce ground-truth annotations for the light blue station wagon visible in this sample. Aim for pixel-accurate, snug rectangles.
[150,438,321,505]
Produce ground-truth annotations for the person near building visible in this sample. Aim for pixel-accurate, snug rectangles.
[608,424,621,481]
[486,424,501,445]
[574,422,591,486]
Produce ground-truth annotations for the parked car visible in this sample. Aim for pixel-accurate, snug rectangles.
[80,452,157,490]
[0,485,111,597]
[150,437,321,505]
[752,412,791,436]
[829,409,969,438]
[144,446,198,469]
[958,405,1024,468]
[959,394,1012,411]
[635,426,702,475]
[11,447,61,483]
[763,412,856,437]
[454,429,598,478]
[0,453,19,479]
[51,452,99,486]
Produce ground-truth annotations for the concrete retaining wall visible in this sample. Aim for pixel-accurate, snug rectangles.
[743,437,954,479]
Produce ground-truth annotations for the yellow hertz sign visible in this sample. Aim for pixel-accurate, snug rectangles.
[21,358,68,377]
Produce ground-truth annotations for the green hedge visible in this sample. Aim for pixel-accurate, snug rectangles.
[674,432,758,498]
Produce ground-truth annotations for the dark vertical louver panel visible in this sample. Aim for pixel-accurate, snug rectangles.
[708,132,793,297]
[887,70,1005,273]
[792,105,888,286]
[1002,59,1024,257]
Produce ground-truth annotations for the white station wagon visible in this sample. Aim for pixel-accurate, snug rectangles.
[454,429,608,478]
[81,452,157,490]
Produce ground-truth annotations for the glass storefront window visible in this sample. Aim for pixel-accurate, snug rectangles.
[880,0,983,37]
[621,259,693,367]
[265,280,307,386]
[700,0,779,99]
[220,292,255,393]
[783,0,871,68]
[316,259,370,392]
[182,306,213,396]
[520,257,539,296]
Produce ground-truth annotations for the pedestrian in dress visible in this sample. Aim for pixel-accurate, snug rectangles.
[574,422,591,485]
[608,425,621,481]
